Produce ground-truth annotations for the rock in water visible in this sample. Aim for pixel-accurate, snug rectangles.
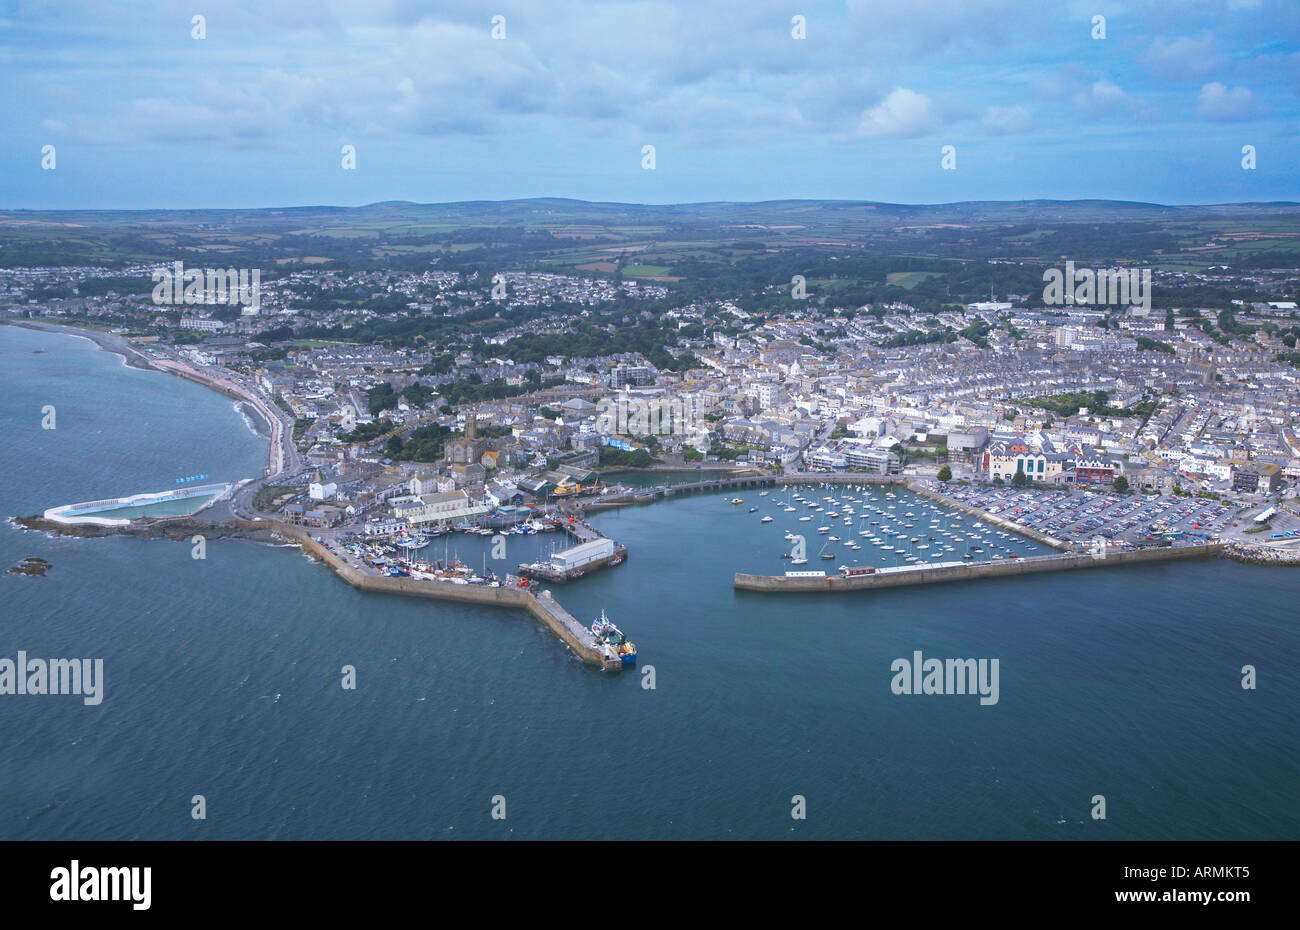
[7,557,51,576]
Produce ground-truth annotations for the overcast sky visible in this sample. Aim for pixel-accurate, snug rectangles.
[3,0,1298,208]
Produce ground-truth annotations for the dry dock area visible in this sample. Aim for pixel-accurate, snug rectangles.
[735,543,1223,593]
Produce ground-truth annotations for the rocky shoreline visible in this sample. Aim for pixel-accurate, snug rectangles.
[12,514,281,544]
[1221,540,1300,566]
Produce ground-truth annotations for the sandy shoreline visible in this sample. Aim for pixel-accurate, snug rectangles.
[1,319,159,371]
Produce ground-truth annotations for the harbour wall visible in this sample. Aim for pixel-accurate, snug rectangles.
[734,542,1223,593]
[905,482,1071,550]
[276,523,620,670]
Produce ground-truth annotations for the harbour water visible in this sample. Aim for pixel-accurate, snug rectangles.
[2,325,1298,840]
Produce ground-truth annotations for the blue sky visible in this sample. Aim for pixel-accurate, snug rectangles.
[2,0,1298,208]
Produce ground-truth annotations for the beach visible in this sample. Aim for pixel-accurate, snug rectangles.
[2,319,159,371]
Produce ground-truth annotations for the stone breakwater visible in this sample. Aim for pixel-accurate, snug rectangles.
[735,543,1224,593]
[274,524,622,670]
[1222,541,1300,566]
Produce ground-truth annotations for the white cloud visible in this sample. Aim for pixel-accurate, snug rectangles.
[981,104,1032,135]
[1070,80,1150,119]
[1196,82,1255,121]
[1141,33,1227,82]
[858,88,938,139]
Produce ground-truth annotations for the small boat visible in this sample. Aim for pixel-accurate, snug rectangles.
[749,507,759,513]
[730,498,743,505]
[760,516,773,523]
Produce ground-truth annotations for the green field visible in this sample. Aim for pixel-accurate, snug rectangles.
[887,271,946,289]
[4,198,1299,300]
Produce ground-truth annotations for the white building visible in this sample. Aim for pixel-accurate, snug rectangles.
[551,537,615,571]
[754,381,785,410]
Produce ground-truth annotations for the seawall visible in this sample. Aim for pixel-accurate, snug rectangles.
[734,542,1223,593]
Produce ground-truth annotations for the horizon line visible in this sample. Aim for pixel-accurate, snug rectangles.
[4,196,1300,214]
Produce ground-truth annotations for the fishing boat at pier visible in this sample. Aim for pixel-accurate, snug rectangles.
[590,610,636,665]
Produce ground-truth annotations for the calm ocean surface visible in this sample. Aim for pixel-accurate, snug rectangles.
[2,324,1297,840]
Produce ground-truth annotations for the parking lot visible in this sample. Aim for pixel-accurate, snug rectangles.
[937,484,1244,548]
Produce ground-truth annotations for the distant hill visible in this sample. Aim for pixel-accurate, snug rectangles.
[1,197,1298,272]
[4,197,1300,231]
